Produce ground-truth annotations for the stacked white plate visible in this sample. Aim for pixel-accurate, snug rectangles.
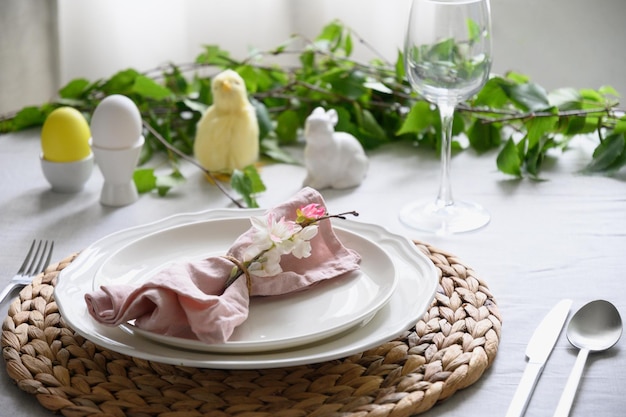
[55,209,438,369]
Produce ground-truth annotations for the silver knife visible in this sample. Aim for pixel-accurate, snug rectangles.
[505,299,572,417]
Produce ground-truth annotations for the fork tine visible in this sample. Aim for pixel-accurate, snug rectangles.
[24,240,44,276]
[28,240,50,275]
[40,241,54,272]
[17,240,36,275]
[34,241,50,273]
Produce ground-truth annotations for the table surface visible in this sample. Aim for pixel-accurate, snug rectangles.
[1,128,625,416]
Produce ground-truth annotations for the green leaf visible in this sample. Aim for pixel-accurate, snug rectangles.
[467,119,501,152]
[59,78,91,99]
[358,109,387,142]
[452,112,465,137]
[614,116,626,134]
[580,88,604,103]
[164,66,189,94]
[316,21,343,52]
[269,37,293,55]
[103,69,140,94]
[137,140,154,166]
[467,18,481,43]
[505,71,530,84]
[182,99,208,115]
[474,76,510,108]
[236,65,259,93]
[524,136,555,178]
[363,80,393,94]
[12,106,47,130]
[333,106,353,133]
[267,68,290,86]
[243,165,266,193]
[133,168,157,193]
[526,115,558,149]
[134,168,186,196]
[275,110,300,143]
[156,170,185,196]
[250,98,273,139]
[324,69,367,100]
[562,115,588,136]
[55,98,87,108]
[582,115,602,133]
[250,67,277,92]
[397,101,434,135]
[503,82,551,111]
[395,50,405,82]
[497,138,522,177]
[192,76,213,105]
[230,165,266,208]
[132,75,173,100]
[343,32,353,56]
[425,38,457,62]
[195,45,232,66]
[584,133,626,173]
[603,138,626,172]
[299,50,315,70]
[598,85,619,97]
[260,138,298,164]
[548,88,582,111]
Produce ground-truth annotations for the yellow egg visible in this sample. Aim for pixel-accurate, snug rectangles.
[41,107,92,162]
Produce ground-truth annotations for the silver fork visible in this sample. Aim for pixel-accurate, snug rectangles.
[0,240,55,304]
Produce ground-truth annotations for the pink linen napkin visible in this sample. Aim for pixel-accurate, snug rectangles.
[84,187,361,344]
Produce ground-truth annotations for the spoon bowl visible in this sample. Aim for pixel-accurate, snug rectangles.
[567,300,623,352]
[553,300,622,417]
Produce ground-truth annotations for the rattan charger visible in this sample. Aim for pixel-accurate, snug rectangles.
[2,241,501,417]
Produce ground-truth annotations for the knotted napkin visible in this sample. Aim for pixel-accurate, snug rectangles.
[84,187,361,344]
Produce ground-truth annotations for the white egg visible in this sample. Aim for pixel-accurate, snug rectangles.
[91,94,143,149]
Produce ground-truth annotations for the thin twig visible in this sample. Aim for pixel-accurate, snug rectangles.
[142,120,244,208]
[458,103,624,125]
[224,209,360,290]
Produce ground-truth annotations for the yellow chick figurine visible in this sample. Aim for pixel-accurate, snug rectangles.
[193,69,259,173]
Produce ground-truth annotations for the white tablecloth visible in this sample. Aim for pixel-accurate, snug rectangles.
[1,128,625,416]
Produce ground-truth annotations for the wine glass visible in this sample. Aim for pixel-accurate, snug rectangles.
[400,0,492,234]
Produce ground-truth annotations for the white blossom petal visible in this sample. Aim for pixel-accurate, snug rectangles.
[249,248,283,277]
[291,239,312,259]
[299,225,319,240]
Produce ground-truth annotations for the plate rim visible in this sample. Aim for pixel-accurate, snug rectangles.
[93,217,398,353]
[55,208,438,369]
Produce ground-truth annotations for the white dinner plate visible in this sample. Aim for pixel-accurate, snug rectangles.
[93,217,398,353]
[55,209,438,369]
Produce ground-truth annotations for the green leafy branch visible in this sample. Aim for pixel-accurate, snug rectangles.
[2,20,626,205]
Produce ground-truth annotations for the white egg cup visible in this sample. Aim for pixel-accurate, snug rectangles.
[92,136,144,207]
[40,153,94,193]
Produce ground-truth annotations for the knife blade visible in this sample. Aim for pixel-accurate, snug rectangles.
[505,299,572,417]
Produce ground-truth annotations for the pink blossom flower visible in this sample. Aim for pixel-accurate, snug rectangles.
[296,203,326,223]
[224,206,358,288]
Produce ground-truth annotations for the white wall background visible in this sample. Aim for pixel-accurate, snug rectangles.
[0,0,59,114]
[2,0,625,114]
[56,0,297,84]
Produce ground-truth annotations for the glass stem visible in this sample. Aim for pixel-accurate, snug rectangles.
[436,102,456,207]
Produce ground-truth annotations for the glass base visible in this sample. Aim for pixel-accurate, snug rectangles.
[399,199,490,235]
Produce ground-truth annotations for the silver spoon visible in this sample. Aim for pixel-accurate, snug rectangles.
[553,300,622,417]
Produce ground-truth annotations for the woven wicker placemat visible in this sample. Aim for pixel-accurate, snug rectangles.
[2,241,501,417]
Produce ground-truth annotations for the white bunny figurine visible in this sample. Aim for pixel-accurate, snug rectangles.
[303,107,369,190]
